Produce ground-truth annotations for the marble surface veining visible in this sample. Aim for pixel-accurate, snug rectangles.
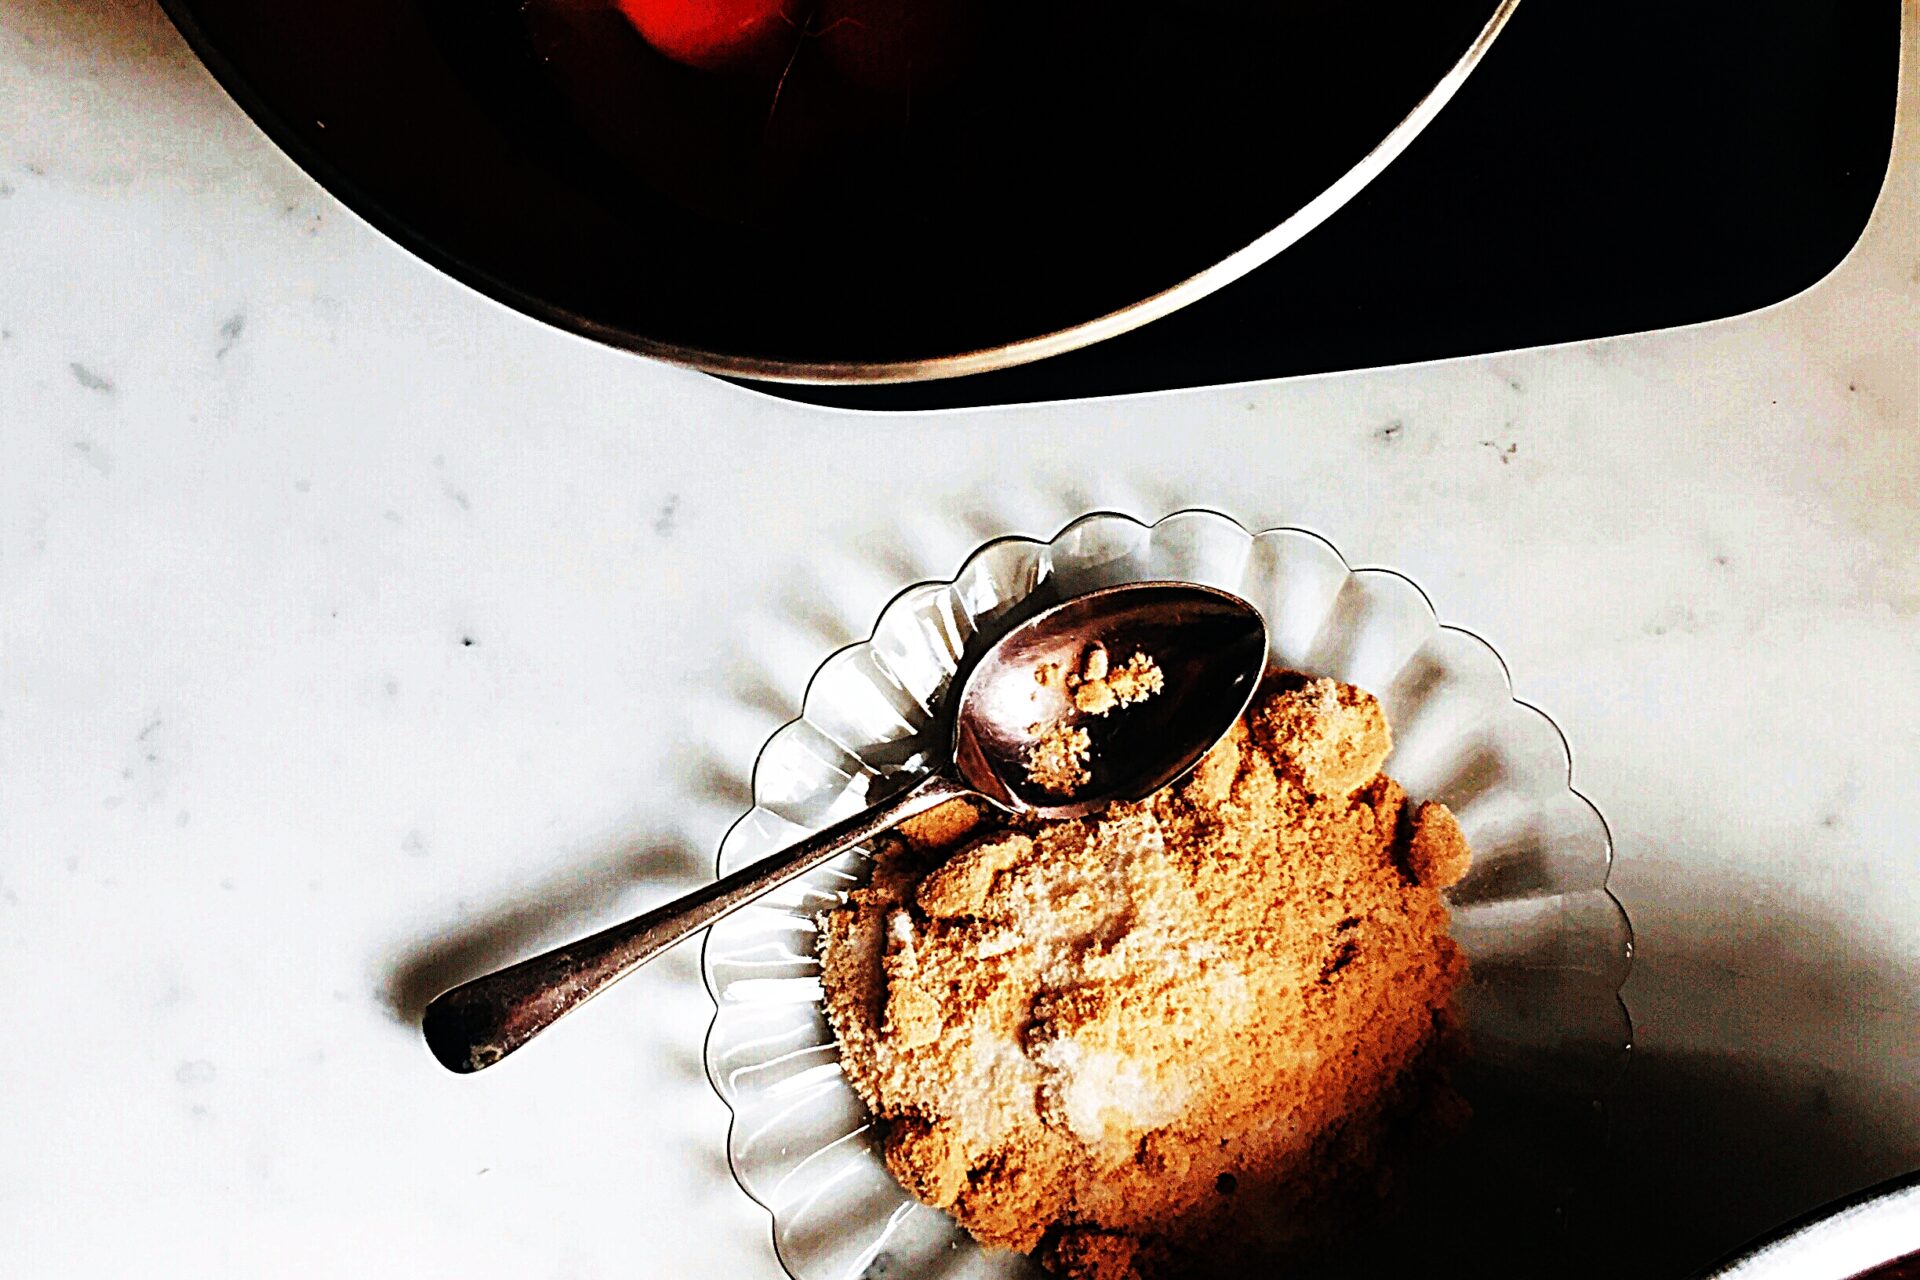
[2,1,1916,1276]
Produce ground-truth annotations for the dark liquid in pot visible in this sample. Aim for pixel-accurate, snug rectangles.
[433,0,1496,357]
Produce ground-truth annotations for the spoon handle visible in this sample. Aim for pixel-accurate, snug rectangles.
[422,771,971,1073]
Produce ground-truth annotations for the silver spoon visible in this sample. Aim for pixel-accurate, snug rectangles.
[422,581,1267,1073]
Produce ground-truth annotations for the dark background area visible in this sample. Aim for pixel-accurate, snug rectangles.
[158,0,1505,378]
[156,0,1898,408]
[761,0,1900,409]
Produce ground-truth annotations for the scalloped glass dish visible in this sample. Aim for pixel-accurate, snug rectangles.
[702,511,1634,1279]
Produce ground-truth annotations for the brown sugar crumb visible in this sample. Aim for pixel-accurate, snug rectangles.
[1251,673,1392,799]
[1404,801,1472,890]
[821,673,1473,1279]
[1100,652,1164,708]
[895,797,987,852]
[1069,645,1164,717]
[1024,723,1092,795]
[1024,645,1166,794]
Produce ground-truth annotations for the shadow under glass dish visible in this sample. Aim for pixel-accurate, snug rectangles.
[158,0,1505,377]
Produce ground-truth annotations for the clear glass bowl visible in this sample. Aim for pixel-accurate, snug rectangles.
[702,511,1634,1279]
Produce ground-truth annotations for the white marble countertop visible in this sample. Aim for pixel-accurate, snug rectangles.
[3,3,1916,1276]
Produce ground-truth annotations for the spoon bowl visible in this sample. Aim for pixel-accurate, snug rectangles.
[953,582,1269,817]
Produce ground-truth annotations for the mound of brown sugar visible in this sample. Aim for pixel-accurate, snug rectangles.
[819,674,1473,1279]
